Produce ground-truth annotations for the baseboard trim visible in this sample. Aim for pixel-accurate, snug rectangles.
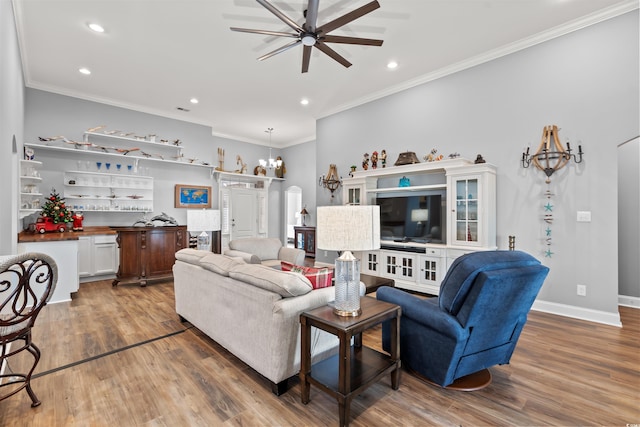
[618,294,640,309]
[531,300,622,327]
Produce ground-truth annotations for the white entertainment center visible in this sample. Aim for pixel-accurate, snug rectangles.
[342,158,496,295]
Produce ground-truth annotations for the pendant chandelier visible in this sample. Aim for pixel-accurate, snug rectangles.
[259,128,282,169]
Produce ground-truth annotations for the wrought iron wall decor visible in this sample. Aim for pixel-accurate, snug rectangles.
[521,125,584,258]
[319,164,342,198]
[521,125,583,183]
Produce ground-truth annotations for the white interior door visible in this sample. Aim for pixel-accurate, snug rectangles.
[231,188,257,239]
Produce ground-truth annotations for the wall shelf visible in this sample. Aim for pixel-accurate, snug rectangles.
[24,143,214,170]
[63,170,153,213]
[19,160,43,218]
[367,184,447,194]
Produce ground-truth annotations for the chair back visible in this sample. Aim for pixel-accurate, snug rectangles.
[456,264,548,355]
[438,250,543,316]
[0,253,57,342]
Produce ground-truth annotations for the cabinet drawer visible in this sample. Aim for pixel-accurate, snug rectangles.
[94,235,117,244]
[424,247,444,256]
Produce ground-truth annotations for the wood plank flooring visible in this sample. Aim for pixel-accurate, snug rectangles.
[1,279,638,426]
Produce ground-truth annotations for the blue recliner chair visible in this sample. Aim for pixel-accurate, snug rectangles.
[377,250,549,390]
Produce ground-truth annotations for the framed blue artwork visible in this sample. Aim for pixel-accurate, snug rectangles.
[174,184,211,208]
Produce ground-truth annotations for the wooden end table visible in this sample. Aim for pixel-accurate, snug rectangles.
[300,296,401,427]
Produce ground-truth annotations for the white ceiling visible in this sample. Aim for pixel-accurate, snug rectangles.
[13,0,635,147]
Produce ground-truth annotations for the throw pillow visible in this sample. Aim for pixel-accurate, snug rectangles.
[280,261,333,290]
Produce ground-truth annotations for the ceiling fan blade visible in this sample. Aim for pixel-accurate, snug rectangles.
[322,35,383,46]
[301,45,312,73]
[230,27,299,38]
[258,40,302,61]
[305,0,319,32]
[256,0,303,33]
[314,42,352,68]
[317,0,380,35]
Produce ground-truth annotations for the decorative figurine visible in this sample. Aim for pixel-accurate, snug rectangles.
[371,151,378,169]
[235,155,247,174]
[24,146,35,160]
[474,154,486,164]
[424,149,443,162]
[275,156,286,178]
[448,152,461,159]
[254,165,266,176]
[380,149,387,167]
[215,147,225,171]
[362,153,370,170]
[349,165,357,177]
[72,212,84,231]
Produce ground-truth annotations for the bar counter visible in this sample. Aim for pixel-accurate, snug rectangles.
[17,226,116,243]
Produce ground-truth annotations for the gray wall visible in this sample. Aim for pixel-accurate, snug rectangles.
[618,137,640,299]
[315,11,639,318]
[1,0,24,255]
[282,140,318,224]
[23,89,283,237]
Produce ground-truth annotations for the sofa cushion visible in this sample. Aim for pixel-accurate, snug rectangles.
[175,248,211,264]
[229,264,312,297]
[199,254,244,277]
[229,238,283,261]
[281,261,333,290]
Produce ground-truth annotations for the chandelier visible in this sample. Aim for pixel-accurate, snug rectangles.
[259,128,282,169]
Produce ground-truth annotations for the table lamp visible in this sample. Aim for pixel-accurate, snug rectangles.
[187,209,220,251]
[300,206,309,226]
[411,208,429,235]
[316,205,380,316]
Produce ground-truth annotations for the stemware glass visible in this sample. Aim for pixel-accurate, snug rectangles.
[116,164,122,172]
[96,162,102,171]
[105,163,111,171]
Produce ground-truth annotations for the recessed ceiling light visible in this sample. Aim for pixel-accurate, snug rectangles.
[387,61,398,69]
[88,23,105,33]
[78,67,91,75]
[300,98,309,106]
[190,98,199,104]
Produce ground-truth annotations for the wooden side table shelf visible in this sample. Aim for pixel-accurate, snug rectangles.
[300,296,401,427]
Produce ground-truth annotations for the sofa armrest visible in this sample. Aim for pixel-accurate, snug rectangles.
[278,247,306,265]
[376,287,466,340]
[223,249,261,264]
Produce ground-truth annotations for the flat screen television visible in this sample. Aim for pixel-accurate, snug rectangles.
[375,192,445,244]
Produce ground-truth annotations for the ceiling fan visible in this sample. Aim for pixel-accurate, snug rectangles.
[231,0,383,73]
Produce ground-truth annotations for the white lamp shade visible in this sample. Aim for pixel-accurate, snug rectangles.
[316,205,380,251]
[411,209,429,222]
[187,209,220,232]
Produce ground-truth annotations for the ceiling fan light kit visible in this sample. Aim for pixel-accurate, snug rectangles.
[231,0,383,73]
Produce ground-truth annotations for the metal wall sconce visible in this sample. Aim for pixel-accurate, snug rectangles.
[319,164,342,198]
[521,125,583,182]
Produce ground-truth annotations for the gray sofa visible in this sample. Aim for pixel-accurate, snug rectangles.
[173,249,339,395]
[224,237,305,267]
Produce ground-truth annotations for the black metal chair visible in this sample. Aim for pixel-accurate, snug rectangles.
[0,253,57,407]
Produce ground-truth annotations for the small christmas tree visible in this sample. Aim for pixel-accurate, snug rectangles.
[41,188,72,224]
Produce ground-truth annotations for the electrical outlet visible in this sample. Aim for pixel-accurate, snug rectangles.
[577,211,591,222]
[577,284,587,296]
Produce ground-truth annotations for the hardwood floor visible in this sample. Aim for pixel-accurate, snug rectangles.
[1,279,638,426]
